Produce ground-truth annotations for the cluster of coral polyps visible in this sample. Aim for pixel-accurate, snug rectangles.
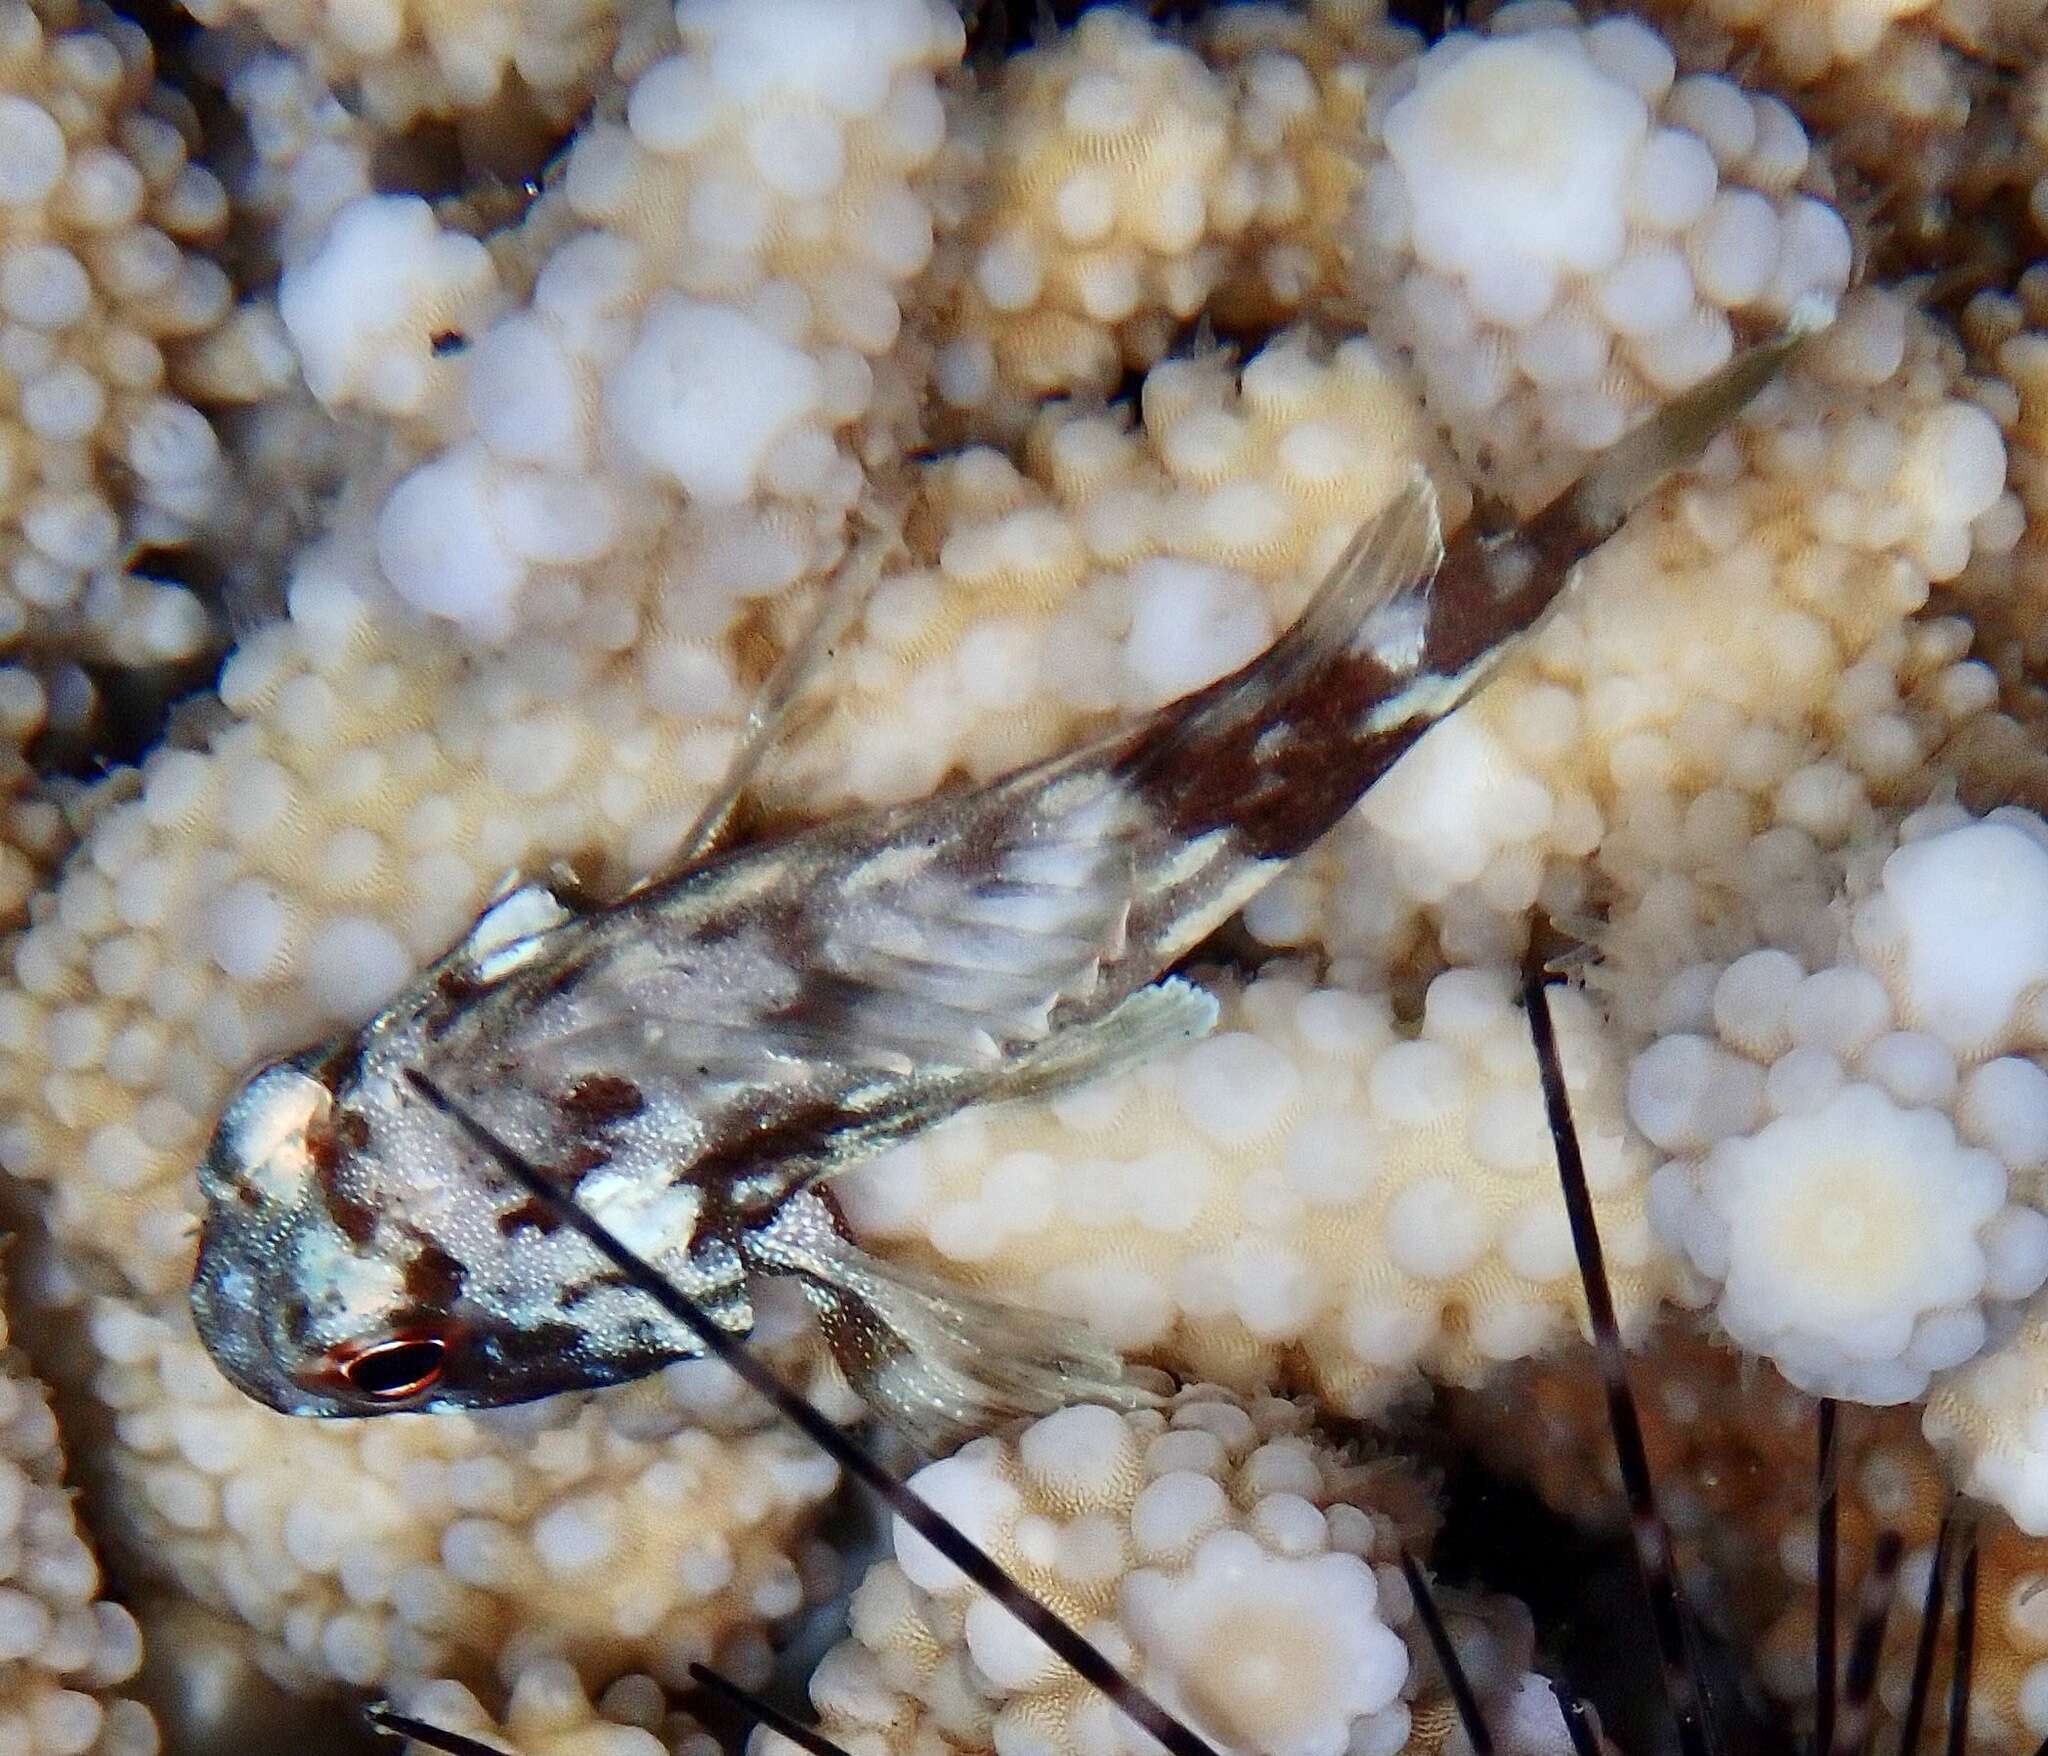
[784,1388,1574,1756]
[1629,0,2038,280]
[920,1,1410,437]
[0,0,238,679]
[0,1290,157,1756]
[172,0,647,130]
[79,1283,845,1704]
[1633,807,2048,1404]
[267,0,964,643]
[5,0,2048,1750]
[1349,4,1853,510]
[389,1660,719,1756]
[837,965,1668,1415]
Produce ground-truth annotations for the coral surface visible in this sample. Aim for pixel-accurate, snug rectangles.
[1,0,233,676]
[0,1289,155,1756]
[837,965,1669,1414]
[1462,1328,2048,1754]
[788,1387,1574,1756]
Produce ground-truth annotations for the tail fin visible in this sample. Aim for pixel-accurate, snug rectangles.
[1113,322,1814,869]
[1113,469,1450,866]
[1564,307,1826,544]
[1235,470,1448,712]
[746,1193,1158,1453]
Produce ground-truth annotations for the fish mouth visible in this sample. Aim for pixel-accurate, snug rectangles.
[186,1221,329,1418]
[189,1331,327,1417]
[189,1268,456,1420]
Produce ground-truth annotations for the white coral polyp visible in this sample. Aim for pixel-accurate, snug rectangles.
[1698,1085,2011,1401]
[278,194,498,416]
[1927,1312,2048,1536]
[805,1390,1435,1756]
[1633,810,2048,1406]
[374,442,525,631]
[680,0,941,114]
[1851,812,2048,1060]
[1125,1532,1407,1756]
[608,297,827,505]
[1384,32,1647,286]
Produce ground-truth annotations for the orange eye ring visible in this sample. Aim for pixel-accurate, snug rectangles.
[335,1334,448,1403]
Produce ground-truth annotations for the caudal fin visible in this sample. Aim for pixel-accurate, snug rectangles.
[1112,469,1450,869]
[1112,322,1815,873]
[1564,304,1828,543]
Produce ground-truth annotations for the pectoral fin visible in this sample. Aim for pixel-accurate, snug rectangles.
[987,975,1218,1107]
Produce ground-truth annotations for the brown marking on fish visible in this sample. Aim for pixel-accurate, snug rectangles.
[304,1114,338,1178]
[700,907,756,945]
[562,1140,610,1181]
[1418,490,1600,673]
[497,1197,561,1238]
[560,1074,646,1127]
[1113,642,1416,863]
[322,1181,380,1247]
[1118,488,1606,864]
[423,966,490,1038]
[436,967,486,1004]
[685,1090,905,1218]
[536,952,594,1005]
[316,1034,367,1093]
[307,1108,380,1245]
[402,1240,465,1307]
[562,1267,632,1311]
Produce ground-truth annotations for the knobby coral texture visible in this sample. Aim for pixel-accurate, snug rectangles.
[0,0,2044,1751]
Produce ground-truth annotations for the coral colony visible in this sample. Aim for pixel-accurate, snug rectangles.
[5,0,2048,1754]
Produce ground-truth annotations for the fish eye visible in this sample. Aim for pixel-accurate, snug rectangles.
[336,1334,447,1403]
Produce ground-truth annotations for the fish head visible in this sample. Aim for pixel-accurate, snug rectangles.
[190,1041,714,1417]
[190,1048,462,1415]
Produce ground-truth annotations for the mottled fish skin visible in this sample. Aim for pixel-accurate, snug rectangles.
[189,328,1809,1441]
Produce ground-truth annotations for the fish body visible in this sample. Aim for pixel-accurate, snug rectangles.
[190,332,1805,1445]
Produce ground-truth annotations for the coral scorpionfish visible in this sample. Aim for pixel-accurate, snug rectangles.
[190,330,1804,1448]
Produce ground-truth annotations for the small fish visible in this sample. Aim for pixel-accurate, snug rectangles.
[190,327,1807,1449]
